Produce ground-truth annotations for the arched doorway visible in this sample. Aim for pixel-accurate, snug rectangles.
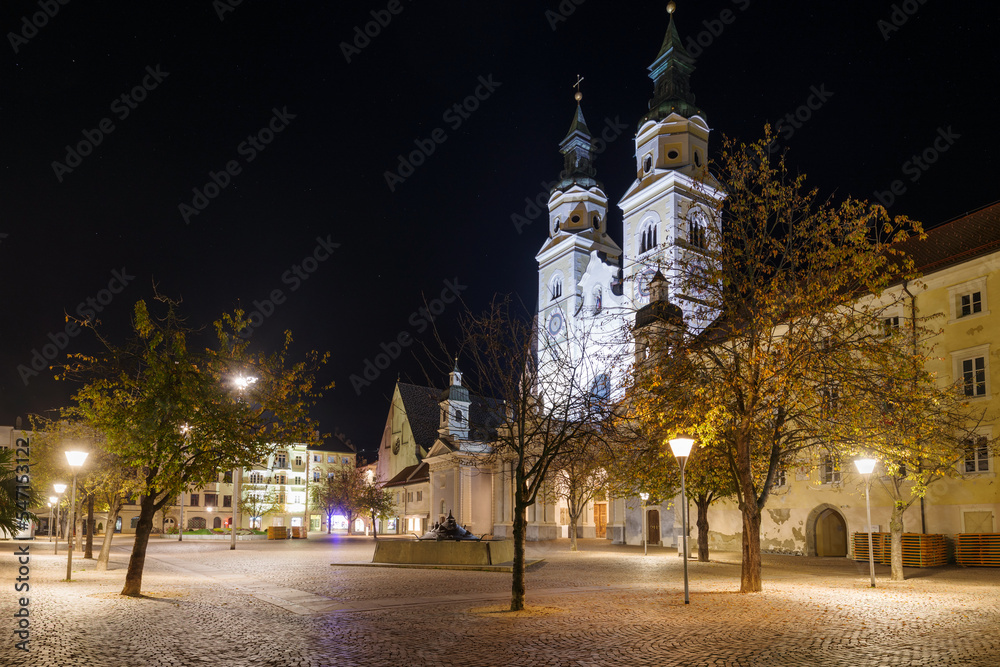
[213,517,222,529]
[814,508,847,557]
[646,509,660,545]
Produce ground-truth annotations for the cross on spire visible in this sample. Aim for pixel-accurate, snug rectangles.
[573,74,585,103]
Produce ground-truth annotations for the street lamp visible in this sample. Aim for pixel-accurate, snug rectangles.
[47,497,56,542]
[639,492,649,556]
[64,451,89,581]
[669,435,696,604]
[53,484,66,555]
[855,458,877,588]
[231,374,257,550]
[179,423,191,542]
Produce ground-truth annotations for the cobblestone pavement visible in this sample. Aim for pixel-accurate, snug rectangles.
[2,535,998,666]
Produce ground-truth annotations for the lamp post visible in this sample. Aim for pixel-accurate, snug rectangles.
[53,484,66,555]
[47,498,56,542]
[64,451,89,581]
[179,423,190,542]
[855,458,877,588]
[669,436,696,604]
[639,492,649,555]
[232,374,257,550]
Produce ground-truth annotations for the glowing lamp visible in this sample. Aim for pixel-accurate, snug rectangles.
[54,484,67,494]
[854,459,876,475]
[65,451,89,468]
[669,437,696,459]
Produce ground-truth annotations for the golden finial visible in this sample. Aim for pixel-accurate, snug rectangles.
[573,74,584,103]
[667,2,676,14]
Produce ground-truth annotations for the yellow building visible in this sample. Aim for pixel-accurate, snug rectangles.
[703,202,999,557]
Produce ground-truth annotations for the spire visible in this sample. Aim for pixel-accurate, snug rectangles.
[642,3,705,124]
[553,75,601,193]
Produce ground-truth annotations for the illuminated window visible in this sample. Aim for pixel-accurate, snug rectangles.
[689,211,707,249]
[639,223,657,254]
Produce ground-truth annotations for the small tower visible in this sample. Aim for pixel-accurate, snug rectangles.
[438,360,471,440]
[634,270,684,365]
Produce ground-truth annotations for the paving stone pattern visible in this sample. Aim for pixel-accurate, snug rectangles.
[1,536,998,666]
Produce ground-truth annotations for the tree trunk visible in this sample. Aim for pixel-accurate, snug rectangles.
[889,503,905,582]
[510,495,527,611]
[695,495,710,562]
[327,513,332,534]
[96,504,121,572]
[121,494,158,597]
[568,512,578,552]
[740,509,762,592]
[84,494,95,559]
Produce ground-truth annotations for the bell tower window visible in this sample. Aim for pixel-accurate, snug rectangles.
[689,210,707,249]
[639,223,658,254]
[550,275,563,301]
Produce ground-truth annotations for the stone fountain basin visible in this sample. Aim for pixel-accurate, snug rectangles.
[372,539,514,566]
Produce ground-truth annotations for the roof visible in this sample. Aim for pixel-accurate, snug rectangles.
[397,383,442,448]
[635,299,684,330]
[895,201,1000,276]
[310,431,356,454]
[384,461,429,487]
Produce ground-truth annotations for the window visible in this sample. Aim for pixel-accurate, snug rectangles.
[949,277,988,322]
[328,471,335,478]
[689,211,707,249]
[964,435,990,473]
[455,410,463,424]
[131,517,140,529]
[190,494,200,507]
[223,471,232,484]
[962,357,987,397]
[550,274,563,301]
[416,491,422,501]
[248,472,262,484]
[328,455,336,463]
[295,456,302,466]
[642,154,652,173]
[593,286,603,314]
[313,471,320,482]
[294,476,302,485]
[820,385,840,416]
[205,494,217,507]
[276,474,286,484]
[821,456,840,484]
[882,316,900,337]
[277,491,285,504]
[276,453,287,468]
[639,224,657,254]
[772,467,787,488]
[960,291,982,317]
[314,454,321,462]
[223,495,231,508]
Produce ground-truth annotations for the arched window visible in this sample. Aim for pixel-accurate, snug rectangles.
[456,409,464,424]
[689,210,707,249]
[593,286,603,314]
[639,223,658,254]
[550,274,563,301]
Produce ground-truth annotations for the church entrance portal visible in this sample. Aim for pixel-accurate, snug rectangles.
[815,508,847,557]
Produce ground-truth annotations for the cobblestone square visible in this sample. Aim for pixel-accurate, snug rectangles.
[2,536,998,666]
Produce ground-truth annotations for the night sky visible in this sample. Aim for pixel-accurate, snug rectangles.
[2,1,997,461]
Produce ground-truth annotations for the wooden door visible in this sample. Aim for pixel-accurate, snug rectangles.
[647,509,660,545]
[816,509,847,557]
[594,503,607,538]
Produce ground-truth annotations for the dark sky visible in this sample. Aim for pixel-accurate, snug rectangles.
[2,1,997,460]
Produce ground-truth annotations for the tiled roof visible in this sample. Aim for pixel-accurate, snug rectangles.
[397,383,441,448]
[384,461,429,487]
[310,431,356,454]
[896,201,1000,276]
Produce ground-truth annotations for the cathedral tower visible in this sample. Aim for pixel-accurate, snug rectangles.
[619,4,722,331]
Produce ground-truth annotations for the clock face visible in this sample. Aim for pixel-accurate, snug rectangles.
[392,438,400,455]
[635,268,656,300]
[547,310,564,337]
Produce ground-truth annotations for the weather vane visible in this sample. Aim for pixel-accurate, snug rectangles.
[574,74,584,103]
